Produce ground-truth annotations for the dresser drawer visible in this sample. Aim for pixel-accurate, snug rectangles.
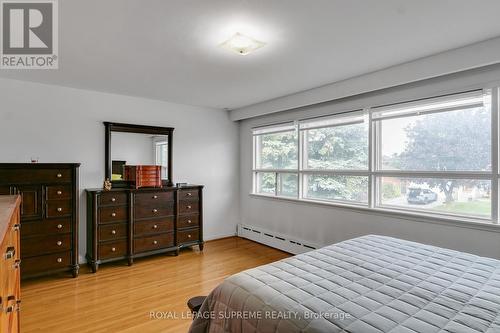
[21,251,71,275]
[134,217,174,237]
[134,233,174,253]
[0,168,72,183]
[177,214,199,229]
[99,223,127,242]
[177,228,199,245]
[178,200,199,215]
[46,185,72,200]
[134,201,174,219]
[179,189,199,201]
[99,206,127,223]
[99,240,127,260]
[21,218,71,238]
[46,199,72,218]
[135,191,173,205]
[99,192,127,206]
[22,233,71,257]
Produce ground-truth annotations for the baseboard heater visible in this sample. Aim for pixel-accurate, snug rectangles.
[237,224,320,254]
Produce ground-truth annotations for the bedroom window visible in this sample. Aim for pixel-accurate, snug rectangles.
[300,111,369,204]
[253,122,298,197]
[252,88,498,223]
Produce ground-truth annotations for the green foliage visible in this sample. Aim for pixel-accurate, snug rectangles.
[307,124,368,170]
[382,183,400,200]
[397,108,491,202]
[258,132,297,169]
[308,175,368,202]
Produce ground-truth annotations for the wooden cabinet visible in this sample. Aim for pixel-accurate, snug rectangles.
[0,195,21,333]
[86,186,203,272]
[0,164,80,278]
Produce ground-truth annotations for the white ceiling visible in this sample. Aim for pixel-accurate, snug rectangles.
[2,0,500,110]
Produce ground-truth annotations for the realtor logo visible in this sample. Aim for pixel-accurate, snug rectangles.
[1,0,58,69]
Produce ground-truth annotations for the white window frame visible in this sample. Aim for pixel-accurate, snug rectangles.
[252,122,299,197]
[251,88,500,225]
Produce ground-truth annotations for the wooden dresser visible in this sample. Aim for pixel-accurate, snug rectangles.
[0,196,21,332]
[0,164,80,278]
[86,185,203,272]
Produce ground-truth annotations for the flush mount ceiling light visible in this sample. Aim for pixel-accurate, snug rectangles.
[219,32,266,55]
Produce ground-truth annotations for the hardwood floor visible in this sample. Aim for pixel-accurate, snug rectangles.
[20,237,290,333]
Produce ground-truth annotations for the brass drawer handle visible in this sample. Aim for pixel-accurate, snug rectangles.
[153,240,158,245]
[187,219,192,224]
[111,197,116,202]
[57,190,62,195]
[153,224,158,229]
[5,248,15,260]
[57,241,62,246]
[111,230,116,235]
[111,212,116,217]
[56,173,62,178]
[153,195,158,199]
[57,207,63,212]
[187,234,192,239]
[5,305,14,313]
[13,223,20,231]
[57,224,63,229]
[111,247,116,252]
[187,205,192,209]
[152,209,158,213]
[57,257,63,263]
[13,260,21,269]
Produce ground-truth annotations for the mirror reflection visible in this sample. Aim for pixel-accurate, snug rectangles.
[111,132,169,181]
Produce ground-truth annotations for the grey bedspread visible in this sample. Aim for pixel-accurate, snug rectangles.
[189,235,500,332]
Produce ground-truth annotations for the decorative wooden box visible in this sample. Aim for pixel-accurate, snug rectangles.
[124,165,162,189]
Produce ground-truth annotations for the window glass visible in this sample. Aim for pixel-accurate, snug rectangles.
[305,174,368,203]
[305,123,368,170]
[256,172,275,195]
[256,131,297,169]
[378,97,491,171]
[377,177,491,218]
[277,173,298,198]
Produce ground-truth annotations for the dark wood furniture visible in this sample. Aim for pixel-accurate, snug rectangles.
[86,185,203,272]
[187,296,207,316]
[0,164,80,278]
[124,165,162,189]
[105,122,174,187]
[0,196,21,332]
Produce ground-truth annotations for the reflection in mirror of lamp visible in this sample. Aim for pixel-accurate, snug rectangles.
[110,132,169,180]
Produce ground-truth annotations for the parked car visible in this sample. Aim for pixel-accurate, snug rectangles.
[407,188,438,204]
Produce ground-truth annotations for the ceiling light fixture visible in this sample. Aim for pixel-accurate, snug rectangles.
[219,32,266,55]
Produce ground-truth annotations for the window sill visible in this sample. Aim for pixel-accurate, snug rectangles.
[249,193,500,233]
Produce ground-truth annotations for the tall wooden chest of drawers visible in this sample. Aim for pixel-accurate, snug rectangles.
[86,185,203,272]
[0,196,21,332]
[0,164,80,278]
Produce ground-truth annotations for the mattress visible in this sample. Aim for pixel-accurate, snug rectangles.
[189,235,500,333]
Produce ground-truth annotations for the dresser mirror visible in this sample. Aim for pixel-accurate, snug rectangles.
[104,122,174,187]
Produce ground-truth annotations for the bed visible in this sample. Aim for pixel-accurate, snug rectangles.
[189,235,500,333]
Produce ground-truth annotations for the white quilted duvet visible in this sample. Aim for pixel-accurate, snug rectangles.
[189,235,500,333]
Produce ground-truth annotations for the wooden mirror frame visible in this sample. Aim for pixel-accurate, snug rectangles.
[104,122,174,187]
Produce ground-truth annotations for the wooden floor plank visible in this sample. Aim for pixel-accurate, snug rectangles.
[20,237,290,333]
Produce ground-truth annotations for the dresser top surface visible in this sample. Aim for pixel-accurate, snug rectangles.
[0,163,81,168]
[0,195,20,242]
[86,185,203,193]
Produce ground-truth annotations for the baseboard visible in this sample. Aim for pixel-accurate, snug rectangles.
[237,223,319,254]
[204,232,237,242]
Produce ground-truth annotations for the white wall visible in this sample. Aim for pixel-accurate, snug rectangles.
[0,78,240,262]
[239,64,500,260]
